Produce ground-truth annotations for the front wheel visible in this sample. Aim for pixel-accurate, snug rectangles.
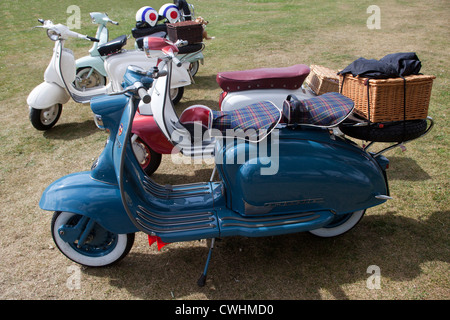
[309,209,365,238]
[29,104,62,130]
[132,136,162,176]
[51,211,135,267]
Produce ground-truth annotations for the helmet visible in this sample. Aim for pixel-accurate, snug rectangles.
[136,6,159,27]
[159,3,181,23]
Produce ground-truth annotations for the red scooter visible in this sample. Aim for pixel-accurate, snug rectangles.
[130,38,313,175]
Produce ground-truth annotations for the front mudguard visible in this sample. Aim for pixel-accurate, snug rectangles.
[27,82,70,109]
[39,171,138,234]
[132,113,177,154]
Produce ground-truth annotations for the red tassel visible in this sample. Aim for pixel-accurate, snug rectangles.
[148,235,170,251]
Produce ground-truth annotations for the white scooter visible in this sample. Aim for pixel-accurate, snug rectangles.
[76,10,204,90]
[27,19,195,130]
[73,12,119,90]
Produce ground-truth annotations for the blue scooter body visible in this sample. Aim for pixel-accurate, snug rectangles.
[39,66,156,234]
[39,93,139,234]
[216,127,388,217]
[103,82,388,243]
[40,65,389,244]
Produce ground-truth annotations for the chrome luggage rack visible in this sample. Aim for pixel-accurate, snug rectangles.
[361,116,434,157]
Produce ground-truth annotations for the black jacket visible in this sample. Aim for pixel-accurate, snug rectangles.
[338,52,422,79]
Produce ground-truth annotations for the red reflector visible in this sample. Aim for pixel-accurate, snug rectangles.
[218,91,228,109]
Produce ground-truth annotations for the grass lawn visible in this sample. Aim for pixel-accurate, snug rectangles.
[0,0,448,300]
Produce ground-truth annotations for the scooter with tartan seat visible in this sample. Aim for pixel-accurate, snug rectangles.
[39,39,422,286]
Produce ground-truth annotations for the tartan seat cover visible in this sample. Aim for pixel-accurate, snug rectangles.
[283,92,354,127]
[212,101,281,134]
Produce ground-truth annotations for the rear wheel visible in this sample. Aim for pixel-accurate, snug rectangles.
[189,61,200,77]
[170,86,184,105]
[309,209,365,238]
[51,211,135,267]
[29,104,62,130]
[75,67,106,90]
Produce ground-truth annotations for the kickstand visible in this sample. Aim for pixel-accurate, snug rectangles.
[197,238,215,287]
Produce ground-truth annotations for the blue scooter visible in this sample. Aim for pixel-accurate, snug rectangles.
[40,41,425,286]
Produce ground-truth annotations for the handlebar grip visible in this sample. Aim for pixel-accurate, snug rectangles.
[38,19,45,24]
[172,56,182,68]
[86,36,100,42]
[138,87,151,104]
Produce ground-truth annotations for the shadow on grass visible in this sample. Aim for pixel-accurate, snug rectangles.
[387,156,431,181]
[84,210,449,300]
[192,74,220,91]
[43,120,98,140]
[175,99,220,113]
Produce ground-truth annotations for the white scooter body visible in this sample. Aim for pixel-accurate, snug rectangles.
[217,64,316,112]
[27,40,110,110]
[105,49,191,93]
[27,20,193,130]
[220,87,315,111]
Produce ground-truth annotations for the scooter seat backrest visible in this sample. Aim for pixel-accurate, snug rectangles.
[216,64,310,92]
[282,92,354,128]
[98,35,128,56]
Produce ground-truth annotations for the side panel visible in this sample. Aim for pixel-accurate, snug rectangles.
[180,51,204,63]
[39,172,138,234]
[217,128,388,216]
[75,55,106,76]
[105,50,159,91]
[104,50,191,91]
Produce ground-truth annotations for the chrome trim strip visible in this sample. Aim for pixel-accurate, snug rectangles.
[137,211,214,227]
[221,212,318,223]
[221,215,320,228]
[136,218,215,233]
[138,205,213,220]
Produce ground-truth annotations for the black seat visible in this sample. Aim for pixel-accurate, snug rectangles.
[97,35,128,56]
[132,24,168,40]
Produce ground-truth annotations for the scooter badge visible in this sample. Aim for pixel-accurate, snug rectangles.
[118,123,123,136]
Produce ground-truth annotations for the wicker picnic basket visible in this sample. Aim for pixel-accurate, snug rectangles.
[305,65,340,95]
[339,74,435,122]
[167,21,203,44]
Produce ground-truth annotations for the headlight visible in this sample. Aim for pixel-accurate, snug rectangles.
[46,29,60,41]
[94,114,105,130]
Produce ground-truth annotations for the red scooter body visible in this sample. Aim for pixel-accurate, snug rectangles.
[132,113,177,155]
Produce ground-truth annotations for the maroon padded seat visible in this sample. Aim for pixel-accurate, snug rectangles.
[216,64,310,92]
